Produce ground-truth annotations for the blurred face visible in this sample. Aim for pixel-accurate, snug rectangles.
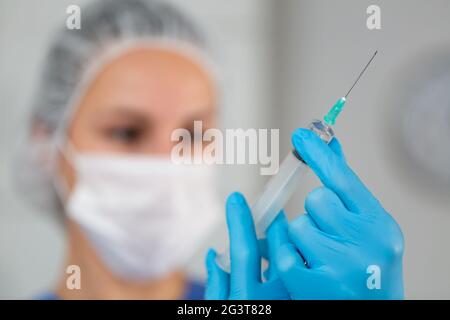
[60,47,217,189]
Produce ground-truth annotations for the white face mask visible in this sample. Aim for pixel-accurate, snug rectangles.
[59,147,222,281]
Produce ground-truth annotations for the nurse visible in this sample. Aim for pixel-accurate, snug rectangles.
[19,0,221,299]
[17,0,404,300]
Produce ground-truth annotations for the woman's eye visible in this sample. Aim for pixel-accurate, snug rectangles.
[108,127,142,143]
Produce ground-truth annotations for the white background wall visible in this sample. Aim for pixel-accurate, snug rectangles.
[1,0,450,299]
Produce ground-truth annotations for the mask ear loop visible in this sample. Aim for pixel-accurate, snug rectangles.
[51,135,79,203]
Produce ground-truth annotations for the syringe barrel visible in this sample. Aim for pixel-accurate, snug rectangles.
[215,152,307,272]
[216,120,335,272]
[253,151,308,237]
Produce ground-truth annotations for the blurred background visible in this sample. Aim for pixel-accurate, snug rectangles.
[1,0,450,299]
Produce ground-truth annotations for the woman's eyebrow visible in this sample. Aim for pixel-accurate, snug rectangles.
[95,106,150,124]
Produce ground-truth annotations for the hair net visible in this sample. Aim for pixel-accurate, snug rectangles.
[14,0,216,212]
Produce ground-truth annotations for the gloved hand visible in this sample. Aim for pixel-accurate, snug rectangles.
[272,128,404,299]
[205,192,290,300]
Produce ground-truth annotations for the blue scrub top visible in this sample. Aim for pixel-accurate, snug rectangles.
[39,280,205,300]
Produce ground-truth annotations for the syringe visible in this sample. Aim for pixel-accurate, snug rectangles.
[216,51,378,272]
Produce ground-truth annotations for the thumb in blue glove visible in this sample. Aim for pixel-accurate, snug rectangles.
[205,192,290,300]
[273,128,404,299]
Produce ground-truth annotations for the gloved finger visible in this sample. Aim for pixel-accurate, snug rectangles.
[305,186,351,236]
[258,239,272,281]
[328,137,346,161]
[255,279,291,300]
[275,244,342,300]
[255,212,287,281]
[288,214,341,269]
[226,192,261,290]
[275,242,349,300]
[265,211,289,280]
[258,238,273,282]
[274,242,306,273]
[205,249,230,299]
[258,239,268,260]
[273,242,308,298]
[291,128,380,213]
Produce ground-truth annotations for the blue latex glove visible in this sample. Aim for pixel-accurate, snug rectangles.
[205,192,290,300]
[272,128,404,299]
